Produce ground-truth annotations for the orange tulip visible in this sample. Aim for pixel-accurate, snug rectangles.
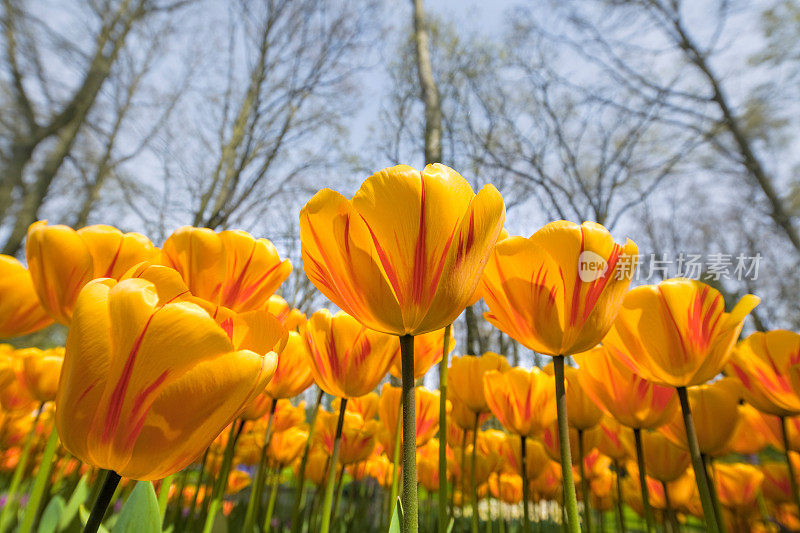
[621,430,690,483]
[659,378,740,455]
[20,347,63,403]
[722,403,781,455]
[299,163,506,336]
[333,392,379,421]
[483,366,556,436]
[305,309,395,398]
[449,395,490,431]
[761,461,795,504]
[575,346,678,429]
[388,327,455,380]
[728,330,800,417]
[0,255,53,338]
[594,416,628,462]
[713,463,764,509]
[500,432,550,479]
[314,410,377,465]
[378,384,440,452]
[268,426,308,466]
[604,279,759,387]
[543,363,601,430]
[0,349,36,413]
[448,353,511,414]
[266,295,307,331]
[365,454,395,489]
[26,222,158,324]
[531,460,566,502]
[480,221,638,357]
[160,226,291,313]
[297,446,331,486]
[55,276,285,480]
[264,331,314,399]
[491,473,523,504]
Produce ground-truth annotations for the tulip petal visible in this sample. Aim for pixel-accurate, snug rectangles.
[77,225,157,279]
[300,190,403,333]
[0,255,53,338]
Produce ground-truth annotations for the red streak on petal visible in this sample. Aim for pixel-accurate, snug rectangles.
[103,313,156,442]
[103,239,124,278]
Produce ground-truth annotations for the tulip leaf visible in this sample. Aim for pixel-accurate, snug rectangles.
[114,481,161,533]
[78,506,109,533]
[38,495,64,533]
[447,517,454,533]
[59,473,90,530]
[387,498,403,533]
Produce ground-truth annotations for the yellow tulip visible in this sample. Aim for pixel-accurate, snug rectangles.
[160,226,291,313]
[448,353,511,414]
[364,454,395,489]
[266,295,307,331]
[378,384,441,452]
[264,331,314,399]
[0,255,53,338]
[299,163,506,336]
[20,347,63,403]
[305,309,396,398]
[659,378,740,455]
[314,410,377,465]
[620,429,690,483]
[728,330,800,416]
[333,392,379,421]
[761,461,795,504]
[501,432,550,479]
[542,363,602,430]
[722,403,781,455]
[575,346,678,429]
[483,366,556,436]
[26,221,157,324]
[55,276,285,480]
[0,349,36,413]
[268,426,309,466]
[604,279,759,387]
[531,460,567,502]
[713,463,764,509]
[594,416,628,462]
[297,446,330,486]
[449,395,490,431]
[490,473,523,504]
[388,326,455,380]
[481,221,638,357]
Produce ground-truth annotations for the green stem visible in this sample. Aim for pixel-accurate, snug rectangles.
[168,468,189,530]
[18,421,59,533]
[263,463,280,531]
[201,419,244,533]
[471,416,479,533]
[553,355,580,533]
[780,416,800,517]
[521,435,531,533]
[388,393,403,526]
[83,470,121,533]
[662,480,679,533]
[319,398,347,533]
[578,429,593,533]
[400,333,419,533]
[0,403,44,532]
[703,454,726,533]
[290,388,324,533]
[676,386,720,533]
[613,460,626,533]
[331,466,344,526]
[243,400,277,532]
[438,323,452,533]
[633,428,654,533]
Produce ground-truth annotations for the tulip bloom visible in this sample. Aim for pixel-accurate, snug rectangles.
[0,255,53,338]
[722,403,781,455]
[491,473,523,504]
[26,221,158,324]
[0,349,36,413]
[604,279,759,388]
[264,331,314,399]
[728,330,800,417]
[448,353,511,414]
[268,427,309,467]
[620,430,690,483]
[575,346,678,429]
[315,410,378,465]
[300,164,505,336]
[266,295,307,331]
[480,221,638,357]
[333,392,379,421]
[55,277,285,480]
[558,364,602,431]
[501,432,549,479]
[305,309,396,399]
[659,378,740,455]
[161,226,291,313]
[713,463,764,509]
[378,384,441,452]
[483,367,556,437]
[20,347,63,403]
[388,327,455,380]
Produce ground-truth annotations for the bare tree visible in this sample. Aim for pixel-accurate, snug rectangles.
[0,0,192,254]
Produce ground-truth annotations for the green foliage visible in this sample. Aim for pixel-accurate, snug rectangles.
[113,481,161,533]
